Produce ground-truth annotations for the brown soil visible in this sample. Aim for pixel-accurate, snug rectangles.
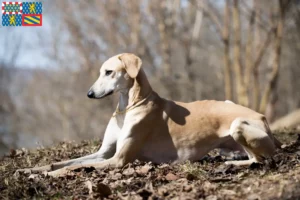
[1,129,300,200]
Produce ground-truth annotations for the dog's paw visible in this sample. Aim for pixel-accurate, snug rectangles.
[14,168,32,177]
[46,168,69,177]
[224,161,233,165]
[18,168,32,173]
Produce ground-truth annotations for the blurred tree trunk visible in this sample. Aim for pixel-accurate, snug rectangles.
[259,0,289,114]
[196,0,233,100]
[252,27,276,111]
[232,0,248,106]
[223,0,232,101]
[185,0,203,101]
[158,1,172,78]
[244,1,255,95]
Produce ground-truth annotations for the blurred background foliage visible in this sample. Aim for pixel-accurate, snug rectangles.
[0,0,300,155]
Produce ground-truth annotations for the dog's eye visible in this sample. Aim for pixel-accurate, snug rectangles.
[105,70,113,76]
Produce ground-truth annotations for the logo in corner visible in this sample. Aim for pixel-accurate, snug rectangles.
[2,2,42,27]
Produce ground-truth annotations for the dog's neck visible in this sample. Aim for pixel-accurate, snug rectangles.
[118,69,152,112]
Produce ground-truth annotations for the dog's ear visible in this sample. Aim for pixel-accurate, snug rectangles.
[118,53,142,79]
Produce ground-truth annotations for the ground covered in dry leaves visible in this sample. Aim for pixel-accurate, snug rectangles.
[1,130,300,199]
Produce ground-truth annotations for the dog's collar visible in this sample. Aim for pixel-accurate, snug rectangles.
[112,92,152,117]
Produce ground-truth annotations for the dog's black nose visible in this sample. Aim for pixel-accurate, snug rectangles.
[87,90,95,98]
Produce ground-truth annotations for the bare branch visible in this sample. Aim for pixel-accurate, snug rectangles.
[188,0,223,41]
[240,0,271,32]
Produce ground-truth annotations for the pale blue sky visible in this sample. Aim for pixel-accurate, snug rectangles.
[0,0,56,68]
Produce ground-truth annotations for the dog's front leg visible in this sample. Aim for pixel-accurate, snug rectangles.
[46,157,120,177]
[15,152,105,174]
[16,117,120,174]
[47,122,148,177]
[46,139,134,177]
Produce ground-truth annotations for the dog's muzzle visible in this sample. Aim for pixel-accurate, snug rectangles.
[87,90,113,99]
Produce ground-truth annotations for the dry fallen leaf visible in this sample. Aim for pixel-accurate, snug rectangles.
[165,173,178,181]
[206,195,217,200]
[85,180,93,194]
[136,164,152,175]
[122,167,135,176]
[247,193,261,200]
[220,189,237,196]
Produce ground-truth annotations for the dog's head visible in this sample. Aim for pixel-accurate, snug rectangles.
[87,53,142,99]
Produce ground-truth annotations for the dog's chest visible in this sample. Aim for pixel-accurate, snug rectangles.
[115,114,126,128]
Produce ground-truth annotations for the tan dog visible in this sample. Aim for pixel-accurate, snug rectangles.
[18,53,281,177]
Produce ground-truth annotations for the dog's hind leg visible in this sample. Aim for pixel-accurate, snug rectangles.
[225,117,276,166]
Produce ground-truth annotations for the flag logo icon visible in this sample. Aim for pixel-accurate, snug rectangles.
[2,14,22,26]
[23,2,42,14]
[22,14,42,26]
[2,2,42,27]
[2,2,22,14]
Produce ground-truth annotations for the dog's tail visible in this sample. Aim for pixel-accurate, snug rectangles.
[262,117,283,149]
